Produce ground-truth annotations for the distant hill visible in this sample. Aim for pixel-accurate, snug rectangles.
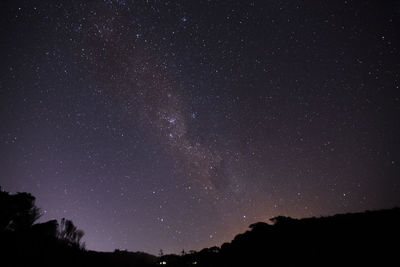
[1,187,399,266]
[161,208,400,267]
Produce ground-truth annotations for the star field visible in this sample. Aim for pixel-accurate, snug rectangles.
[1,0,399,254]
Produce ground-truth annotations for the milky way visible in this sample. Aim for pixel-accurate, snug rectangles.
[1,0,399,254]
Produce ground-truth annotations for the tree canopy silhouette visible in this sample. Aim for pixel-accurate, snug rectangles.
[0,188,41,232]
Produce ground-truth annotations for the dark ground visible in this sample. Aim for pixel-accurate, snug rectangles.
[1,188,399,267]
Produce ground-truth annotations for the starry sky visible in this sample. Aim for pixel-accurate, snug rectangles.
[1,0,399,254]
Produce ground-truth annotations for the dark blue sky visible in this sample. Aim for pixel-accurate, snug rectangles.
[1,0,399,254]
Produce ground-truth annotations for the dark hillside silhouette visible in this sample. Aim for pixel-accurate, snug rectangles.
[1,187,399,266]
[215,209,400,266]
[158,209,400,267]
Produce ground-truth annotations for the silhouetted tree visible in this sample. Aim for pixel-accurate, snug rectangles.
[0,188,41,232]
[58,218,85,249]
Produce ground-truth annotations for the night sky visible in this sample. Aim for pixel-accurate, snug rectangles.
[1,0,399,254]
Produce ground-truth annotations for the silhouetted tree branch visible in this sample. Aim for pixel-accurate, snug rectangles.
[58,218,85,249]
